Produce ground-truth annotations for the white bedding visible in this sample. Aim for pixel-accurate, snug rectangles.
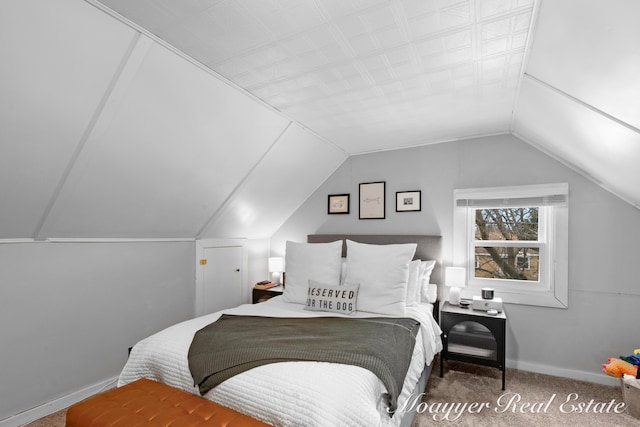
[118,297,442,427]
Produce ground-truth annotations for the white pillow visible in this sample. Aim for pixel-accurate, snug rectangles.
[405,259,422,306]
[305,280,359,315]
[340,257,347,285]
[419,260,436,302]
[344,240,417,316]
[283,240,342,304]
[423,283,438,303]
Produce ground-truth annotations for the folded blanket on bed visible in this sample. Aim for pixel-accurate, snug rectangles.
[188,314,420,416]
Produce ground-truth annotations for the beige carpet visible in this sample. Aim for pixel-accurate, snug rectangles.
[23,409,66,427]
[25,361,640,426]
[415,359,640,427]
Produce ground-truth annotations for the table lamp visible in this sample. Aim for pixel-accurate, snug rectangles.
[445,267,466,305]
[268,257,284,285]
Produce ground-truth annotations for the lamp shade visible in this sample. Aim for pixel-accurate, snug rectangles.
[445,267,466,288]
[445,267,466,305]
[268,257,284,273]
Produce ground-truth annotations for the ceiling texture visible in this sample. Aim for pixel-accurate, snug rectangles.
[1,0,638,241]
[89,0,640,207]
[94,0,535,153]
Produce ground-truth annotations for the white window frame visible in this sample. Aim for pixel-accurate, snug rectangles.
[453,183,569,308]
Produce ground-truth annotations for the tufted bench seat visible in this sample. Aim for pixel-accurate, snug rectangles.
[65,378,272,427]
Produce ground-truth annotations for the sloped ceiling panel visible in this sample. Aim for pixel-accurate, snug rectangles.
[40,36,291,238]
[524,0,640,131]
[514,78,640,207]
[200,124,347,238]
[0,0,137,239]
[513,0,640,208]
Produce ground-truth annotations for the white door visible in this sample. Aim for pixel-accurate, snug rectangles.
[201,246,243,315]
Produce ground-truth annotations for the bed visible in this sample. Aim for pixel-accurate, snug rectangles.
[118,234,443,427]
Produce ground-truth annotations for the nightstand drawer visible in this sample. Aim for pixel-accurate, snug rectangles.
[252,286,284,304]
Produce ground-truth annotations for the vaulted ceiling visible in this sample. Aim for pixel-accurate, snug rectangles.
[96,0,535,153]
[1,0,638,241]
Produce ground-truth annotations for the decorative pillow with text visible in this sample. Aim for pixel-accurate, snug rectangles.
[304,280,359,315]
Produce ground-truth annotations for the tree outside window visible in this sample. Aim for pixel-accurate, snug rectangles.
[474,208,540,282]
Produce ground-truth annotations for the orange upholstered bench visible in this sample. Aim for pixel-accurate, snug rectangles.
[66,378,271,427]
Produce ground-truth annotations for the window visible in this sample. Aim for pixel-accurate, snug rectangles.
[473,207,540,282]
[453,183,568,308]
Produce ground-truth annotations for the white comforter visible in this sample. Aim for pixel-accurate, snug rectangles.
[118,297,442,427]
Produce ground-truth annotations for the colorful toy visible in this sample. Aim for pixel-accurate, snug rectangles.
[621,354,640,365]
[602,357,638,378]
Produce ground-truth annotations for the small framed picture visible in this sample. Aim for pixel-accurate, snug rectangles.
[396,190,421,212]
[359,181,385,219]
[328,194,350,214]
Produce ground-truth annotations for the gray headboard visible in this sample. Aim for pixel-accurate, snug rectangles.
[307,234,442,285]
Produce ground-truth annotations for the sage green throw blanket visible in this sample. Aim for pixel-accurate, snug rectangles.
[188,314,420,416]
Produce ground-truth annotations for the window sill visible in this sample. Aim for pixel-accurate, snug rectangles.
[460,285,568,308]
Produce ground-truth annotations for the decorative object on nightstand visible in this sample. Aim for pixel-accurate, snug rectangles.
[254,280,277,290]
[472,285,503,312]
[445,266,466,305]
[439,301,507,390]
[268,257,284,285]
[481,288,494,299]
[472,295,503,312]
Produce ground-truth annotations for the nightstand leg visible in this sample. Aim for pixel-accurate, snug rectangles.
[439,333,446,378]
[502,368,505,390]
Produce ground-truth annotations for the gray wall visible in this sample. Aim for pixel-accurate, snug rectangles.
[0,241,195,422]
[272,134,640,384]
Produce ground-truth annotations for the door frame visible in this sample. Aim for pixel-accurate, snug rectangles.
[195,238,248,317]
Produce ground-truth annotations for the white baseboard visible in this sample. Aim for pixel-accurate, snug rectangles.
[0,376,118,427]
[506,359,619,387]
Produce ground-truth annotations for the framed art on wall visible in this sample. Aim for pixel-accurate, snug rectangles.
[396,190,421,212]
[328,194,350,214]
[359,181,385,219]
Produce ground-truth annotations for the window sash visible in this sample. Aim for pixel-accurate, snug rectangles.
[468,204,550,286]
[470,243,547,285]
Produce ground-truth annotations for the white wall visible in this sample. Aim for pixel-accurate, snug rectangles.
[271,134,640,385]
[0,241,195,423]
[246,238,272,285]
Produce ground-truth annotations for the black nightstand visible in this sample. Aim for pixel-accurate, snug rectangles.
[252,285,284,304]
[439,301,507,390]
